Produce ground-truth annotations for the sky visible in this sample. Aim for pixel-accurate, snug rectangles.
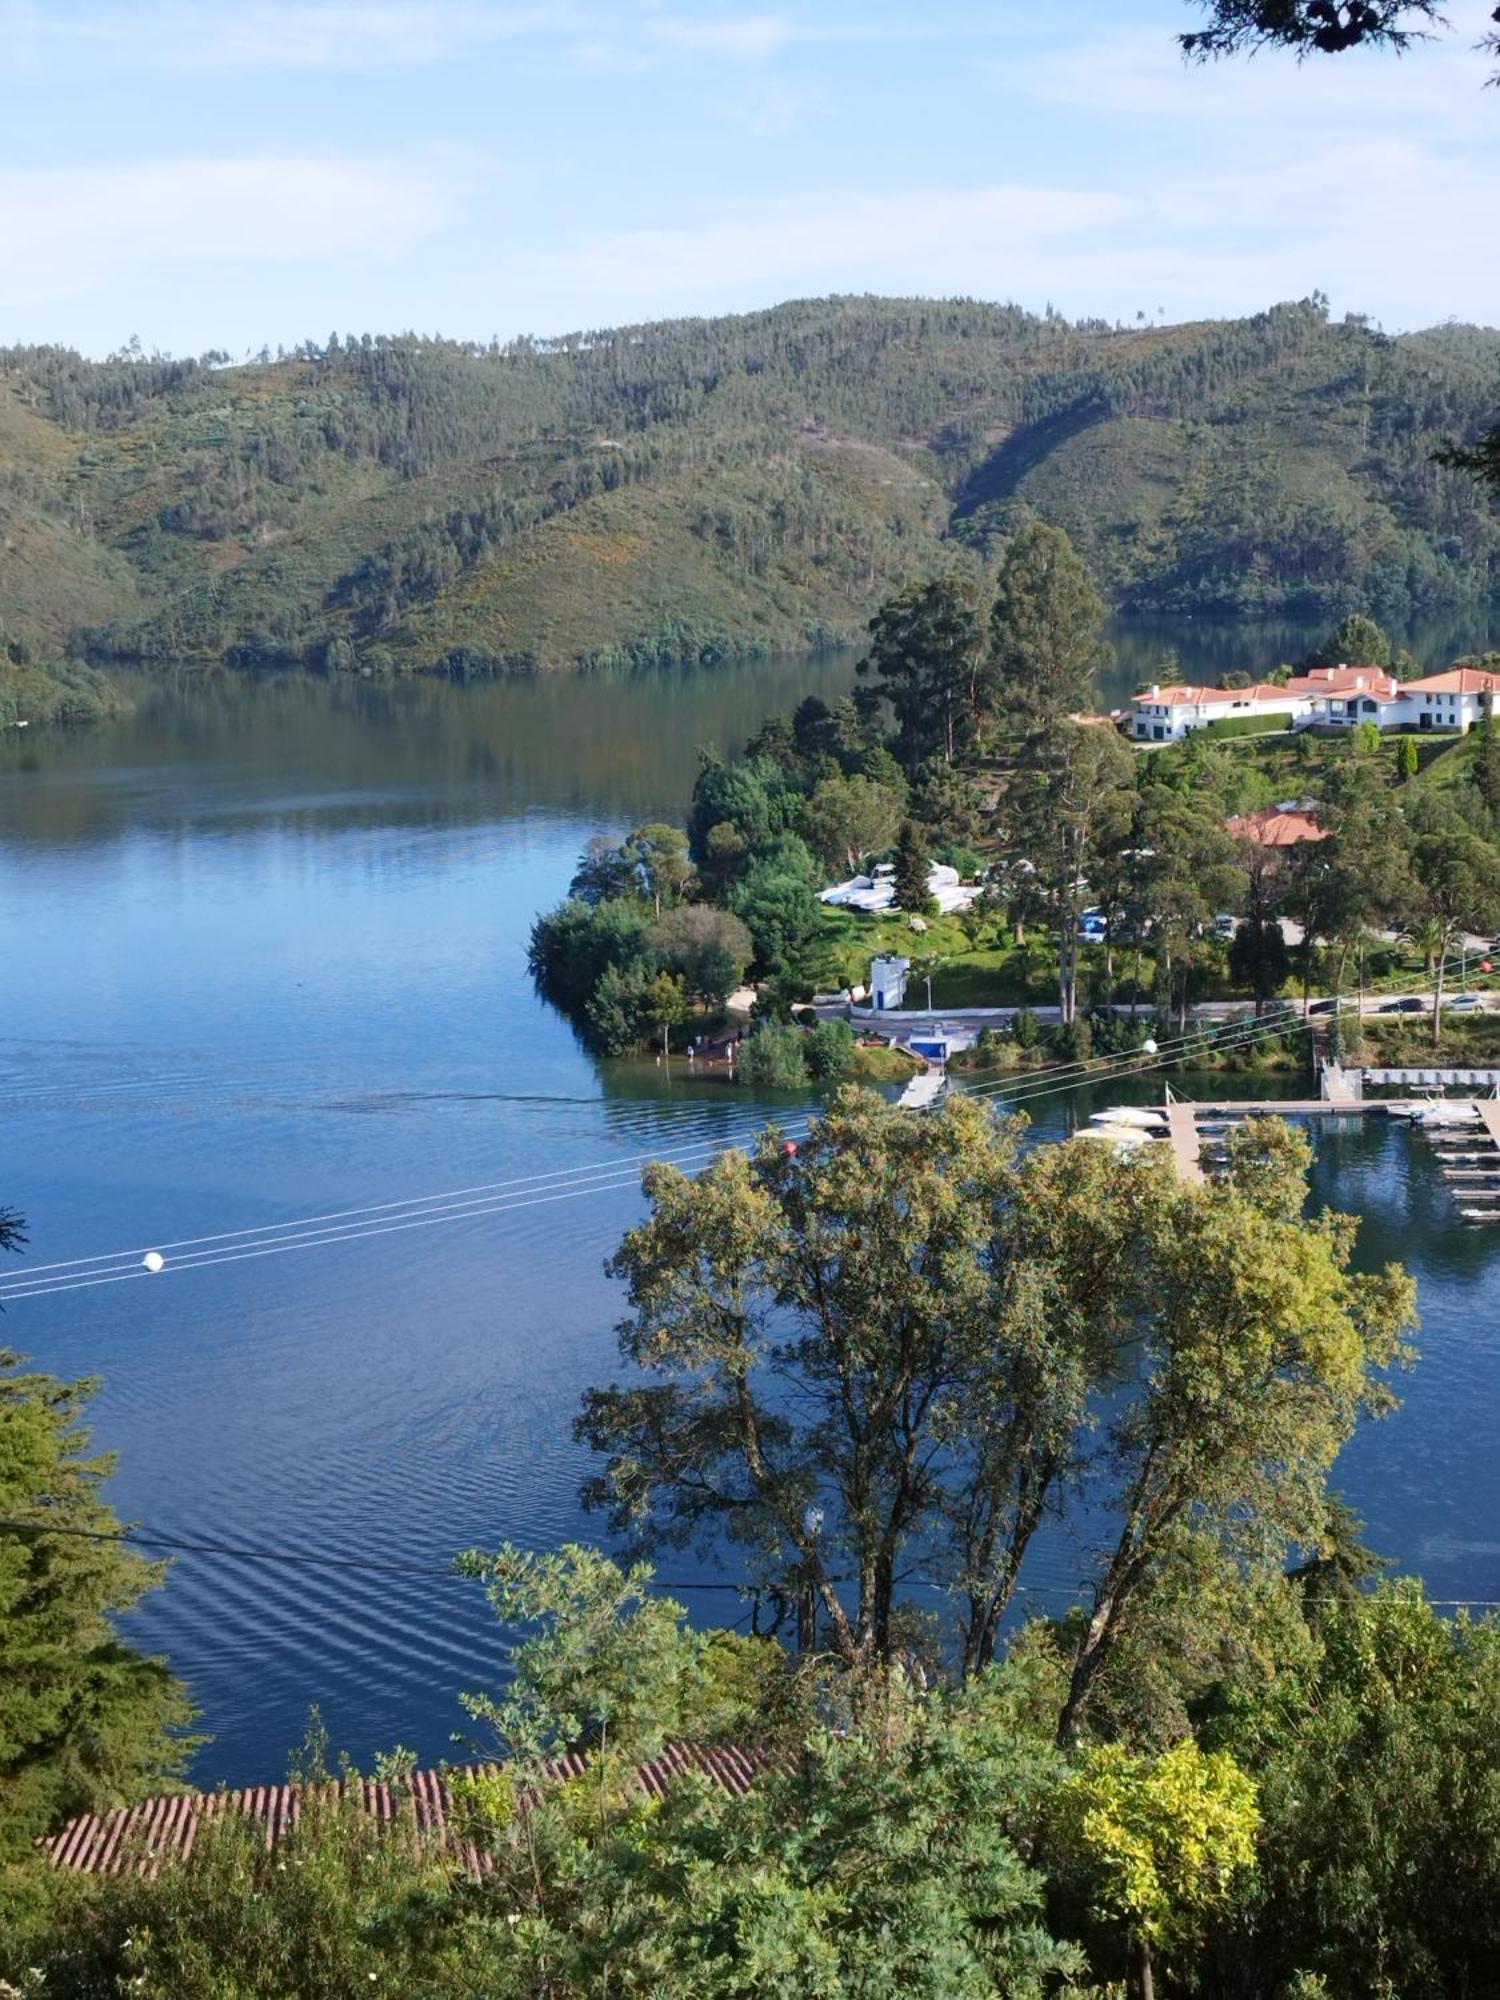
[2,0,1498,356]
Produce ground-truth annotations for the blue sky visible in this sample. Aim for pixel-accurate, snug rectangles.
[2,0,1497,355]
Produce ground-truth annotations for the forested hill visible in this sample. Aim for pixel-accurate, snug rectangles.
[3,294,1499,681]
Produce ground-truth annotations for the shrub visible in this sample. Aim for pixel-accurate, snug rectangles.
[739,1021,810,1088]
[805,1018,856,1082]
[1012,1006,1042,1050]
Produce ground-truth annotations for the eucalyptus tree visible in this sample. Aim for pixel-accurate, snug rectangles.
[1003,720,1136,1024]
[1056,1119,1415,1744]
[858,576,993,773]
[1410,819,1500,1042]
[988,521,1113,721]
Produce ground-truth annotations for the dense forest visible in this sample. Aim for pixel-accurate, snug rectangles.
[2,294,1499,702]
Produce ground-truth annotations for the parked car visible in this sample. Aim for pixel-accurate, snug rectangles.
[1308,997,1346,1015]
[1446,992,1484,1011]
[1214,913,1237,939]
[1381,996,1427,1013]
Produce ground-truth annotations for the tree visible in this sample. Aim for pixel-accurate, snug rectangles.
[892,819,936,917]
[648,903,753,1008]
[801,772,905,875]
[1056,1119,1415,1744]
[1130,791,1246,1028]
[1397,733,1420,779]
[623,823,693,916]
[728,862,825,990]
[1228,915,1290,1011]
[858,576,990,774]
[568,834,638,907]
[1411,821,1500,1043]
[738,1019,810,1087]
[1204,1585,1500,1998]
[804,1016,856,1081]
[1055,1739,1259,2000]
[1,1328,198,1858]
[1182,1,1451,61]
[989,522,1113,720]
[1471,712,1500,819]
[642,970,687,1057]
[579,1093,1028,1666]
[1003,722,1136,1023]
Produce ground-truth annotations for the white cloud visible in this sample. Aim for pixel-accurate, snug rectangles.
[0,150,480,312]
[515,182,1127,322]
[7,2,564,73]
[649,13,793,61]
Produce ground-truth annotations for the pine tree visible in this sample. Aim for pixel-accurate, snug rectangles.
[989,522,1112,720]
[1,1297,198,1856]
[892,819,935,916]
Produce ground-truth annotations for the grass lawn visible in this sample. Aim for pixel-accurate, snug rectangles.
[818,906,1060,1008]
[1353,1013,1500,1064]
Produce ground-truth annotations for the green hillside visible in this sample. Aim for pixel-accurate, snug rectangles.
[2,294,1498,686]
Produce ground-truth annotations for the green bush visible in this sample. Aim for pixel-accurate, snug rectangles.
[805,1018,856,1082]
[739,1021,810,1087]
[1012,1006,1042,1050]
[1199,713,1286,741]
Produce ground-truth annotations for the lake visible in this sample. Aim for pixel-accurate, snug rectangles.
[4,645,1500,1786]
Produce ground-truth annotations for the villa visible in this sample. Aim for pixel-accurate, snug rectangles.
[1130,662,1500,743]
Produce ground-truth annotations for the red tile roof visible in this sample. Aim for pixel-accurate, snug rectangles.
[1405,667,1500,696]
[1137,683,1298,709]
[1226,808,1327,847]
[1285,665,1401,699]
[42,1742,782,1880]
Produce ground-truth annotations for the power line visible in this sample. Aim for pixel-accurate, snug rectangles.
[0,1007,1311,1301]
[0,1518,749,1591]
[1,954,1474,1306]
[2,1519,1495,1614]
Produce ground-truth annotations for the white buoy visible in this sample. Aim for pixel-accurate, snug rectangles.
[1141,1038,1158,1055]
[142,1251,165,1274]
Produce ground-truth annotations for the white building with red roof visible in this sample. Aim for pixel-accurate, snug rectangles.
[1129,681,1308,743]
[1131,661,1499,744]
[1399,666,1500,733]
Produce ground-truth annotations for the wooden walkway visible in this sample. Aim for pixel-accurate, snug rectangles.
[1165,1102,1204,1184]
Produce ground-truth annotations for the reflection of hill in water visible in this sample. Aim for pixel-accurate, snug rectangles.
[0,652,869,848]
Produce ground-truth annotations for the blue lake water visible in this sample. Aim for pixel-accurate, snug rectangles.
[3,655,1499,1786]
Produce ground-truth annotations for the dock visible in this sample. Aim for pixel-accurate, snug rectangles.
[1165,1102,1205,1184]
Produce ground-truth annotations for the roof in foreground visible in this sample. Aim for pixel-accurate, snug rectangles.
[44,1741,777,1879]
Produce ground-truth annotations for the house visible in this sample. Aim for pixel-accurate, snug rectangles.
[1225,805,1328,847]
[1131,661,1499,743]
[870,954,911,1010]
[1129,682,1308,743]
[1399,666,1500,733]
[1282,663,1405,729]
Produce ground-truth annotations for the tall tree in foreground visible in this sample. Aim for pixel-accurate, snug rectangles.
[581,1097,1412,1709]
[1,1228,198,1855]
[1056,1118,1415,1743]
[989,522,1113,721]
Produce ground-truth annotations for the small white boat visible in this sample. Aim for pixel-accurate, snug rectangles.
[1089,1107,1168,1131]
[1413,1102,1481,1129]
